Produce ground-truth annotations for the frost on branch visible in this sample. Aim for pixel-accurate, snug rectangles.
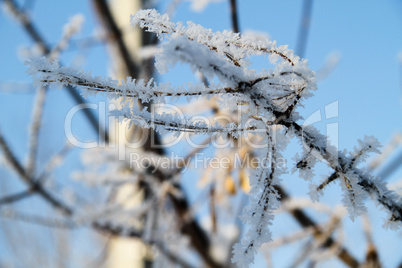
[232,127,287,266]
[25,8,402,266]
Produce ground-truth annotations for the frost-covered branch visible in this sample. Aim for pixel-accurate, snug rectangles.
[24,9,402,267]
[132,9,299,66]
[290,121,402,225]
[26,13,84,179]
[28,58,243,99]
[26,85,46,178]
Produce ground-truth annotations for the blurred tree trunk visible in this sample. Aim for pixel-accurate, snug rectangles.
[93,0,154,267]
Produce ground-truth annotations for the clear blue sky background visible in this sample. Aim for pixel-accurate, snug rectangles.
[0,0,401,267]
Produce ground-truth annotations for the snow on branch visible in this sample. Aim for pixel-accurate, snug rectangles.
[294,123,402,227]
[111,106,264,138]
[26,57,241,101]
[232,129,286,265]
[25,9,402,266]
[132,9,299,67]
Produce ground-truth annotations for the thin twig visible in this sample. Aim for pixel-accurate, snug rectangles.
[0,190,33,205]
[0,209,75,228]
[229,0,240,33]
[37,142,72,183]
[368,133,402,172]
[27,19,89,178]
[26,86,46,178]
[361,215,381,268]
[296,0,313,58]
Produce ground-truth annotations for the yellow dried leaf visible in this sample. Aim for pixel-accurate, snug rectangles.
[240,169,251,193]
[225,175,236,195]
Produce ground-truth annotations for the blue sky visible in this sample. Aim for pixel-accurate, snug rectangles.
[0,0,401,267]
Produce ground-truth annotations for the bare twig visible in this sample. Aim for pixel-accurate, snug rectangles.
[0,190,33,205]
[296,0,313,58]
[361,215,381,268]
[229,0,240,33]
[377,150,402,180]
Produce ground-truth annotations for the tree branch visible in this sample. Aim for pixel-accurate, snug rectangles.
[274,185,360,268]
[0,129,73,215]
[0,190,33,205]
[3,0,109,143]
[296,0,313,58]
[229,0,240,33]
